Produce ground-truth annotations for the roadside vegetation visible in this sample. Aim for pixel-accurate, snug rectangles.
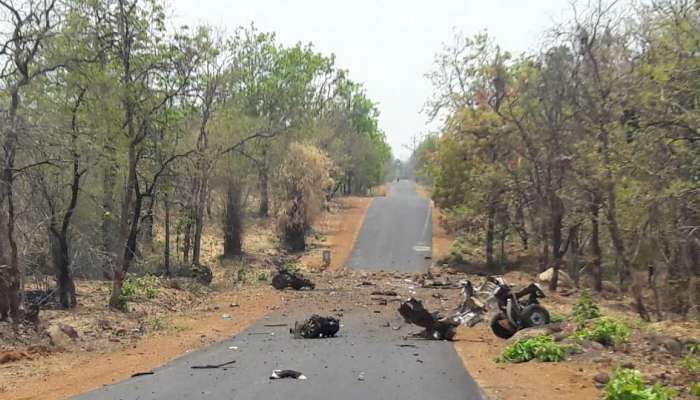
[414,0,699,322]
[0,0,392,318]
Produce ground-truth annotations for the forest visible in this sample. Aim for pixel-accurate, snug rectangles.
[0,0,391,319]
[413,0,699,319]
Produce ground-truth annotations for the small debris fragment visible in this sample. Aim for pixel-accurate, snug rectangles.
[131,371,154,378]
[263,323,288,327]
[228,346,239,350]
[357,372,365,381]
[270,369,307,380]
[371,290,397,296]
[221,314,232,320]
[191,360,237,369]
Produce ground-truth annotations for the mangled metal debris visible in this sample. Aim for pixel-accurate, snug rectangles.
[290,315,340,338]
[271,268,315,290]
[398,298,459,341]
[270,369,307,380]
[454,276,551,338]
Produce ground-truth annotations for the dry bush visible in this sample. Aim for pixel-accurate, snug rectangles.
[275,143,333,251]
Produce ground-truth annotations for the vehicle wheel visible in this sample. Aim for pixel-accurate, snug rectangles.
[521,304,550,328]
[490,313,517,339]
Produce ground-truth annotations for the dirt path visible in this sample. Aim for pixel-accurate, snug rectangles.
[1,289,280,400]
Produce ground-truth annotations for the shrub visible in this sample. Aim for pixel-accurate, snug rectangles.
[257,271,269,281]
[550,312,566,323]
[678,344,700,373]
[275,143,333,251]
[571,290,601,324]
[603,368,676,400]
[575,318,630,346]
[145,316,169,332]
[282,260,301,274]
[117,274,162,309]
[690,382,700,397]
[498,335,572,363]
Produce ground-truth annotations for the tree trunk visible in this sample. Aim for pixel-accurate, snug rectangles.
[164,194,171,277]
[258,147,269,217]
[549,195,564,291]
[485,202,496,268]
[183,216,191,264]
[101,160,117,280]
[568,227,579,287]
[223,184,244,257]
[49,231,76,309]
[141,194,155,249]
[1,88,22,321]
[110,139,140,310]
[605,183,631,291]
[539,220,550,272]
[109,191,143,310]
[590,201,603,292]
[192,170,208,266]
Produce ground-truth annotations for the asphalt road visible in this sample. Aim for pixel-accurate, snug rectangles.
[72,310,485,400]
[72,179,486,400]
[345,180,432,272]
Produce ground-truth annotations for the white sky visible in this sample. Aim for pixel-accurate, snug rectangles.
[170,0,572,160]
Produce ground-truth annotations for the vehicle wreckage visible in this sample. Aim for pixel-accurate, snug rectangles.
[399,276,551,340]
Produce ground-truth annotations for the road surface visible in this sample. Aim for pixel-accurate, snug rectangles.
[73,180,485,400]
[73,310,485,400]
[345,180,432,272]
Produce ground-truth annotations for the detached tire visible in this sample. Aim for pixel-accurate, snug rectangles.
[521,304,550,328]
[490,313,517,339]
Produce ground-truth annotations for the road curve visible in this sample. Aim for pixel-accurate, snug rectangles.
[345,180,432,272]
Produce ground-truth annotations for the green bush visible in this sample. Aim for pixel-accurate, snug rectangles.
[257,271,269,281]
[119,274,162,307]
[550,312,566,323]
[603,368,676,400]
[678,344,700,373]
[690,382,700,397]
[575,318,630,346]
[282,260,300,274]
[571,290,601,324]
[498,335,572,363]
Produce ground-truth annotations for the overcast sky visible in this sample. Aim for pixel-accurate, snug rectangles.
[171,0,573,159]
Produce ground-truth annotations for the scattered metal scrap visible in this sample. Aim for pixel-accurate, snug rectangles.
[271,268,315,290]
[398,298,459,341]
[291,315,340,338]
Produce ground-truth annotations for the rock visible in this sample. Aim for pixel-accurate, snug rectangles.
[620,361,635,369]
[538,268,574,288]
[59,324,79,339]
[593,372,610,385]
[46,324,77,348]
[507,322,570,343]
[647,335,684,357]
